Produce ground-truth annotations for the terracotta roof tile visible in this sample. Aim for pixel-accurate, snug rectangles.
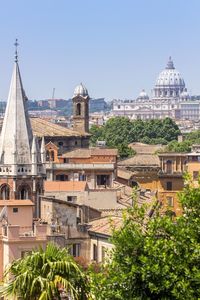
[129,142,164,154]
[88,216,123,236]
[44,181,88,192]
[118,154,160,167]
[62,148,118,158]
[30,118,90,137]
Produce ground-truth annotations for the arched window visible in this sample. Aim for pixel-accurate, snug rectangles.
[20,188,29,200]
[18,185,31,200]
[0,184,10,200]
[76,103,81,116]
[166,160,173,174]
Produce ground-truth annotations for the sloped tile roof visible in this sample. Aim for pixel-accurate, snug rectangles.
[118,154,160,167]
[88,216,123,236]
[62,148,118,158]
[30,118,90,137]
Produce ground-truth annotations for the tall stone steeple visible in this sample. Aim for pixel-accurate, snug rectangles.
[0,41,45,217]
[0,41,32,166]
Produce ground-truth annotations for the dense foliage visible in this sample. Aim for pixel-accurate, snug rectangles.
[89,180,200,299]
[165,129,200,153]
[0,243,88,300]
[90,117,180,157]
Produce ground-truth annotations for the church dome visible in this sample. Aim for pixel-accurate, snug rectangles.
[73,83,89,97]
[138,89,149,100]
[155,57,185,88]
[153,57,186,98]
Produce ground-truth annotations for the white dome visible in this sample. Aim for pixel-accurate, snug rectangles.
[155,57,185,88]
[138,89,149,100]
[73,83,89,97]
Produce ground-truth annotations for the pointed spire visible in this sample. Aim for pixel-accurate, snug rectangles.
[31,136,37,155]
[0,41,33,166]
[31,136,38,175]
[40,137,46,163]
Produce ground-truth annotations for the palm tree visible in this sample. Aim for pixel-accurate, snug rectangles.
[0,243,88,300]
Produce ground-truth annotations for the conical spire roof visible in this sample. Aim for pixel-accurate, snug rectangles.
[0,60,33,164]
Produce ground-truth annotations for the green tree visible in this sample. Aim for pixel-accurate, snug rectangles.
[166,140,192,152]
[90,182,200,300]
[89,125,104,146]
[89,117,180,158]
[0,243,88,300]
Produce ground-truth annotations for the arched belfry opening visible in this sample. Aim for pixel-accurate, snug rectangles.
[76,103,81,116]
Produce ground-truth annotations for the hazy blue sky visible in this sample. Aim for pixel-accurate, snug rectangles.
[0,0,199,101]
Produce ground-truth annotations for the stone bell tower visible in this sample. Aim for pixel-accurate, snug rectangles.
[72,83,89,133]
[0,40,46,217]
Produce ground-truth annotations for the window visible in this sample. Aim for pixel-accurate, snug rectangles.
[0,184,10,200]
[166,181,172,191]
[13,208,18,213]
[67,196,77,202]
[118,105,120,109]
[76,103,81,115]
[79,173,86,181]
[56,174,68,181]
[193,171,199,180]
[21,250,31,258]
[166,160,172,174]
[93,244,97,261]
[166,197,174,207]
[20,187,29,200]
[58,141,63,146]
[72,244,80,257]
[63,158,69,163]
[97,175,110,187]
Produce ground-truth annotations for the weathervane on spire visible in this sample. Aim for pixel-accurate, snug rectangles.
[14,39,19,63]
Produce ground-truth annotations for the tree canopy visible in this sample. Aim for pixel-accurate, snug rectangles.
[90,117,180,158]
[164,129,200,153]
[89,180,200,299]
[0,243,88,300]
